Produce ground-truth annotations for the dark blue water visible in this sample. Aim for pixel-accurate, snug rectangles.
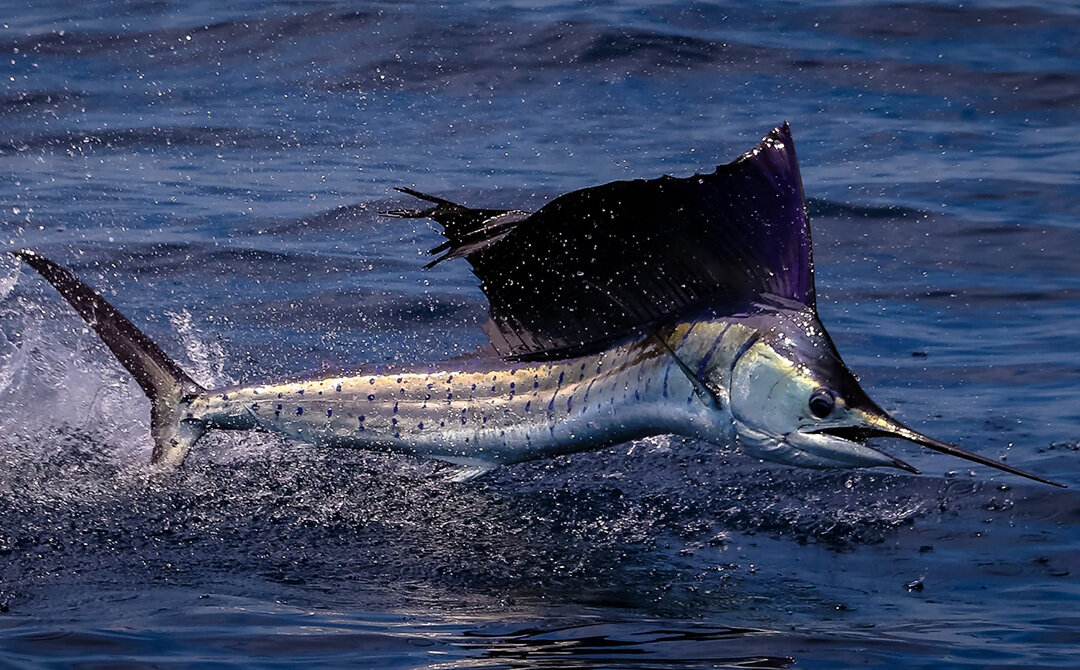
[2,1,1079,667]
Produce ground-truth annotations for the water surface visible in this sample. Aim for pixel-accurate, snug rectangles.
[1,1,1079,667]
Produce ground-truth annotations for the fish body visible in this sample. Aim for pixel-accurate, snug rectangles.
[183,308,903,473]
[187,320,735,469]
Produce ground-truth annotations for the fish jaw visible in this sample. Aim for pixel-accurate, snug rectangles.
[732,418,908,470]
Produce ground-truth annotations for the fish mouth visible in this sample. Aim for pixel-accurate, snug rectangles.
[809,418,1066,488]
[812,425,895,444]
[804,425,922,474]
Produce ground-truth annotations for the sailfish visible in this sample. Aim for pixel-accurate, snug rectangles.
[11,124,1064,487]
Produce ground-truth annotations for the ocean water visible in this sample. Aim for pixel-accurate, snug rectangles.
[1,1,1079,667]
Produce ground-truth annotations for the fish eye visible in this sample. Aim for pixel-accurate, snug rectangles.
[808,388,836,418]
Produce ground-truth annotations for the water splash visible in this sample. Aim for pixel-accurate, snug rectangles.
[168,309,235,388]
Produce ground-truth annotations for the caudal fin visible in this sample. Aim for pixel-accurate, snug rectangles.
[13,250,206,467]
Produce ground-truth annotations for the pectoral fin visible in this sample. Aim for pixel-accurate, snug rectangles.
[445,464,494,483]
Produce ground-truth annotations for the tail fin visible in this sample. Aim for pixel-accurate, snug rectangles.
[12,250,206,468]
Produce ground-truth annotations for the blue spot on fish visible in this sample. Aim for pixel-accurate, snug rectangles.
[297,406,303,415]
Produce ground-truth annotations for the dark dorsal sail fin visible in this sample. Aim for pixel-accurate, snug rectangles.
[385,187,529,268]
[401,123,815,360]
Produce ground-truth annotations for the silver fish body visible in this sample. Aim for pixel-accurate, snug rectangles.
[184,311,905,473]
[187,320,737,469]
